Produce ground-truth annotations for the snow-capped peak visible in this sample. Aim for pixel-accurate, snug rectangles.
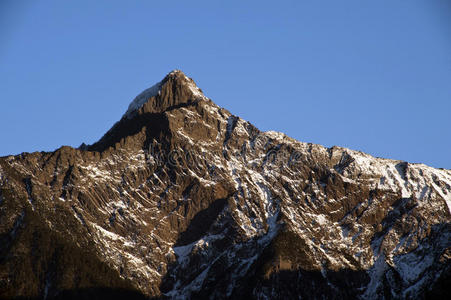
[124,81,162,119]
[123,70,207,119]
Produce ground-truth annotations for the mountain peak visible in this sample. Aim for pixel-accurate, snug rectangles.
[123,70,206,119]
[166,69,185,77]
[89,71,211,152]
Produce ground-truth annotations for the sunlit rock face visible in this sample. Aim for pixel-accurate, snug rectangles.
[0,70,450,299]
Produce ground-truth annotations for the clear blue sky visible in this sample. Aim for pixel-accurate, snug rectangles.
[1,1,450,169]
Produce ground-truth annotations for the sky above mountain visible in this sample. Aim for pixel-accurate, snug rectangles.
[1,0,450,169]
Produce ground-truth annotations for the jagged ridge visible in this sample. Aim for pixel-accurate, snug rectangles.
[0,70,450,299]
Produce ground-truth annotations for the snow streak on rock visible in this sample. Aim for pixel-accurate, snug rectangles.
[0,70,449,299]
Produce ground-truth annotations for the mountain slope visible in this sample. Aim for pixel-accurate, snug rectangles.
[0,70,450,299]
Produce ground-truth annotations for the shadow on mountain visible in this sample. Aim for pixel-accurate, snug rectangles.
[159,219,451,299]
[89,112,170,152]
[370,196,418,248]
[0,207,151,300]
[231,269,370,300]
[9,287,151,300]
[174,197,228,247]
[89,102,197,152]
[190,266,450,300]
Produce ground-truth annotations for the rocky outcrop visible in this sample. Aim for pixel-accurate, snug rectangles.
[0,70,450,299]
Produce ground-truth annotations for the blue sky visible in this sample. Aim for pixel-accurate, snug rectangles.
[1,0,450,168]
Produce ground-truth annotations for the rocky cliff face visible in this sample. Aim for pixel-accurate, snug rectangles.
[0,70,450,299]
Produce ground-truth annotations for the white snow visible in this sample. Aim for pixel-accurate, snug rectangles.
[315,214,328,226]
[363,255,388,298]
[174,71,207,100]
[124,81,162,119]
[186,80,205,99]
[431,181,451,214]
[122,70,208,120]
[394,248,434,284]
[265,130,286,141]
[176,129,195,145]
[444,195,451,214]
[172,234,223,265]
[91,222,123,241]
[27,197,35,211]
[234,119,248,136]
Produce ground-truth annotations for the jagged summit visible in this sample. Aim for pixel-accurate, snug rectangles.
[89,70,211,152]
[123,70,207,120]
[124,81,162,119]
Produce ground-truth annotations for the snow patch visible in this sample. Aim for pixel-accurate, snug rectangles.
[91,222,123,241]
[172,234,223,266]
[265,130,286,141]
[363,256,388,298]
[124,81,162,119]
[431,181,451,214]
[394,248,434,284]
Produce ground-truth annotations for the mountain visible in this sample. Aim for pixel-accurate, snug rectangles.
[0,70,450,299]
